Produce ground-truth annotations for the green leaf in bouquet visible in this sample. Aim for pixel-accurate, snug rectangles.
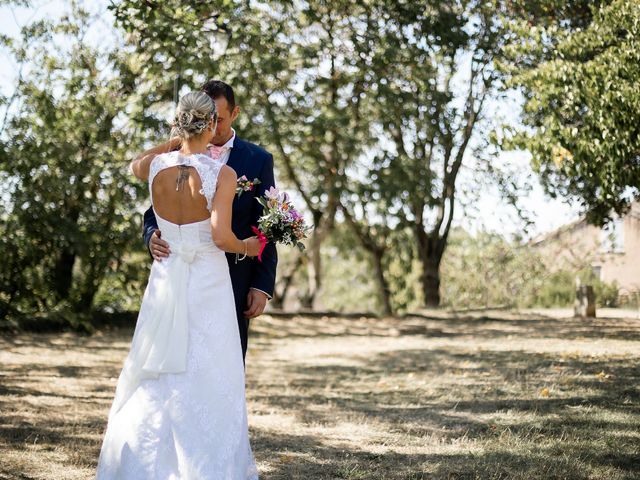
[256,197,270,210]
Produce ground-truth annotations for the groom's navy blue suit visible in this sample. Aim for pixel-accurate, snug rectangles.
[142,137,278,360]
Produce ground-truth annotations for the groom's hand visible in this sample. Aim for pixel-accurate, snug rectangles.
[150,230,171,261]
[244,289,268,319]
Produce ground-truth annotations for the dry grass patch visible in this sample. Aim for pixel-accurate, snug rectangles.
[1,312,639,479]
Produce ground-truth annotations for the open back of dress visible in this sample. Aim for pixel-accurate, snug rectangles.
[147,151,224,251]
[150,151,217,226]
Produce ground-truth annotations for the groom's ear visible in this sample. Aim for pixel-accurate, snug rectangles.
[231,105,240,122]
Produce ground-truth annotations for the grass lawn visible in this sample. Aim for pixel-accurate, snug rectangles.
[1,312,639,479]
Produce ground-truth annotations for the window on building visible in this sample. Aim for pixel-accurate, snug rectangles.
[600,218,624,253]
[591,265,602,281]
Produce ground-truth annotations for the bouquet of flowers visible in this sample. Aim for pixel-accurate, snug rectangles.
[252,187,310,261]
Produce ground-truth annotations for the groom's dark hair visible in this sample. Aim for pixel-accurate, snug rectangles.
[200,80,236,111]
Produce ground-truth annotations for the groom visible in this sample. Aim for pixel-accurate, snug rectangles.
[141,79,278,360]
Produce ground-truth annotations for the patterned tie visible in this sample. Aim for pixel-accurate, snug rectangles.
[208,144,229,160]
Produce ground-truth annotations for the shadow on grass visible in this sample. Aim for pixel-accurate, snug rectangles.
[251,426,629,479]
[248,346,640,479]
[250,314,640,343]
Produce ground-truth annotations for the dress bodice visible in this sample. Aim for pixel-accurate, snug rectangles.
[155,216,215,246]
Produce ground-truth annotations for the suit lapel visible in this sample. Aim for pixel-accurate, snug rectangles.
[227,137,247,174]
[228,138,248,212]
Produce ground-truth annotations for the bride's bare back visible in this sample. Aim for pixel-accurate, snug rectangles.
[152,165,210,225]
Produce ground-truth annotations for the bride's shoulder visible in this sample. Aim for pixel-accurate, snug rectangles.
[152,151,179,165]
[217,164,237,184]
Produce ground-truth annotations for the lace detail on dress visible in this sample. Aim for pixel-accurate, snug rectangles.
[148,151,223,211]
[195,157,223,211]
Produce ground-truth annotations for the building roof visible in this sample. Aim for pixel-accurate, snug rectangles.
[529,216,587,247]
[529,200,640,247]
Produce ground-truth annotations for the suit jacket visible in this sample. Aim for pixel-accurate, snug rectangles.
[142,137,278,305]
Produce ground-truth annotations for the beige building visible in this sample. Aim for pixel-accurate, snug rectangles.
[531,202,640,297]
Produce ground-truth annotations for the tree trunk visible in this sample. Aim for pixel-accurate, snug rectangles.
[420,255,441,307]
[340,206,394,316]
[77,286,97,313]
[51,201,81,303]
[372,249,393,316]
[271,252,304,309]
[416,231,443,308]
[301,231,321,309]
[52,249,76,302]
[76,264,101,313]
[300,212,335,310]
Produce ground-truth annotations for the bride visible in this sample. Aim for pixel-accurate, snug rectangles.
[95,91,261,479]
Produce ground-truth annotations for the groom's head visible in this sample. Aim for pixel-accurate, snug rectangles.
[200,80,239,145]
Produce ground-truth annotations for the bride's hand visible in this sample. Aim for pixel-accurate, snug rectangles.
[169,137,183,151]
[244,237,263,257]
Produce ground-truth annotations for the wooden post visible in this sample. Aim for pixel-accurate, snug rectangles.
[575,285,596,318]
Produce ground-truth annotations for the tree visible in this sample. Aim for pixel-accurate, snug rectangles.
[342,1,508,307]
[501,0,640,225]
[0,5,147,322]
[440,228,545,309]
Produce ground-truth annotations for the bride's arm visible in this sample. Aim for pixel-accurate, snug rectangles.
[130,137,182,181]
[211,166,261,255]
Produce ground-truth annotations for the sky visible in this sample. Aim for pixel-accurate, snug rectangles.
[0,0,582,240]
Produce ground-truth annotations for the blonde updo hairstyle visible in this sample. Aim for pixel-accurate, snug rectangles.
[171,91,218,140]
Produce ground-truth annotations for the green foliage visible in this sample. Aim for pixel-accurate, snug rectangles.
[108,0,232,91]
[340,0,511,307]
[92,252,150,313]
[502,0,640,225]
[317,228,380,313]
[292,225,623,313]
[273,224,379,313]
[439,228,620,309]
[440,229,544,309]
[528,269,620,308]
[5,0,632,323]
[0,4,148,323]
[381,228,423,314]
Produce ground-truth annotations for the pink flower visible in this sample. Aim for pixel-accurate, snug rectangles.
[265,186,281,201]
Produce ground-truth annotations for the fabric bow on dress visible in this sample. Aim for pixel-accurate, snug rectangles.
[110,241,216,415]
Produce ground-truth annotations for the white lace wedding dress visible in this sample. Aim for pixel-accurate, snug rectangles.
[95,151,258,479]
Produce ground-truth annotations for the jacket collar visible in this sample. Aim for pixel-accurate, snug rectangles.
[227,136,247,169]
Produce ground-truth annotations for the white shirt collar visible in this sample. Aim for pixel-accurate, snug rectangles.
[221,129,235,149]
